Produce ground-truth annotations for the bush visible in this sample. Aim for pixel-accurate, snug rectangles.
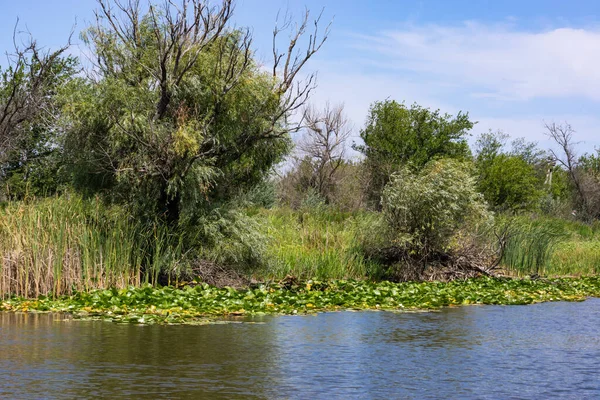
[382,159,490,255]
[372,159,491,280]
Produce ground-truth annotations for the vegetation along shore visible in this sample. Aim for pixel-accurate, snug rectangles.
[3,277,600,325]
[1,0,600,325]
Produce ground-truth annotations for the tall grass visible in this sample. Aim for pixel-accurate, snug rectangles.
[501,218,566,276]
[549,241,600,276]
[501,216,600,276]
[0,195,183,298]
[4,196,599,298]
[256,207,381,280]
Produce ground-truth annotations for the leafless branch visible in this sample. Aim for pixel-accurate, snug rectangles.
[0,22,72,162]
[93,0,234,119]
[272,8,331,131]
[298,102,351,201]
[544,121,590,217]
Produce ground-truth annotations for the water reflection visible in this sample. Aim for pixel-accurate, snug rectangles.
[1,300,600,399]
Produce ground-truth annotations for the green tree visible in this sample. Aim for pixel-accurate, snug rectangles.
[63,0,329,226]
[474,131,545,212]
[356,100,473,207]
[2,125,66,199]
[0,33,75,199]
[477,154,543,212]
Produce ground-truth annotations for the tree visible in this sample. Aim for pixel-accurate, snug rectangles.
[297,102,351,203]
[476,154,543,212]
[0,27,75,198]
[543,122,598,219]
[64,0,329,225]
[356,100,473,207]
[574,149,600,219]
[1,124,67,199]
[474,130,544,212]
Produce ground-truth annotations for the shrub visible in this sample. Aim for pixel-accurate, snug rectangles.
[372,159,491,280]
[382,159,490,256]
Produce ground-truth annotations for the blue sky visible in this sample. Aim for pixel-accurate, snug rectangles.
[2,0,600,153]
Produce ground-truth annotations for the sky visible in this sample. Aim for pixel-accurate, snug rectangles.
[1,0,600,155]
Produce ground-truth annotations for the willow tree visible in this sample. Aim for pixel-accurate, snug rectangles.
[64,0,329,225]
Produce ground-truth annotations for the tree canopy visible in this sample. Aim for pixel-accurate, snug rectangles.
[474,131,545,212]
[62,0,328,225]
[0,33,76,199]
[356,100,474,206]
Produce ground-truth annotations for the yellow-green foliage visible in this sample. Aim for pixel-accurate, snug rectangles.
[256,207,381,280]
[549,241,600,276]
[0,196,141,297]
[4,277,600,325]
[382,158,490,255]
[545,217,600,276]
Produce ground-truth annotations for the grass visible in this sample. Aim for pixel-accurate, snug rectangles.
[500,216,600,277]
[3,276,600,325]
[2,195,599,300]
[0,195,183,298]
[549,241,600,276]
[255,207,382,280]
[500,217,567,276]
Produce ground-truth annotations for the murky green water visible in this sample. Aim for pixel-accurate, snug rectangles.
[1,299,600,399]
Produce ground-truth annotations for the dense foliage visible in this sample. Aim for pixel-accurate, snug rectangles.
[381,159,489,258]
[357,100,474,206]
[474,131,546,212]
[0,51,77,199]
[1,0,600,303]
[65,12,295,225]
[3,277,600,324]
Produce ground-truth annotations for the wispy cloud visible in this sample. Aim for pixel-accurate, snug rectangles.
[354,22,600,101]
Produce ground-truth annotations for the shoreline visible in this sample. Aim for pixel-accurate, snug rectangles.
[2,276,599,325]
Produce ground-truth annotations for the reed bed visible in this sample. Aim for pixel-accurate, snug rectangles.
[501,216,600,277]
[0,196,179,298]
[3,197,600,298]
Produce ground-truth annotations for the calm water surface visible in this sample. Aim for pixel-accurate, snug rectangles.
[1,299,600,399]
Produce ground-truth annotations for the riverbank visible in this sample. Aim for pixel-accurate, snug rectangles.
[2,277,600,325]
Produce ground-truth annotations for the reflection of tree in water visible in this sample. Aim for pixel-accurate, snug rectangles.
[382,308,482,349]
[0,313,94,398]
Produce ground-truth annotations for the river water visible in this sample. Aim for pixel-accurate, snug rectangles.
[1,299,600,399]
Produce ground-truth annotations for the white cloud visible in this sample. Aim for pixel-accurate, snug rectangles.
[355,22,600,101]
[290,21,600,157]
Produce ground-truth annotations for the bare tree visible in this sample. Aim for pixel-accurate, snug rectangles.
[299,102,351,202]
[0,24,71,164]
[92,0,236,119]
[544,121,595,218]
